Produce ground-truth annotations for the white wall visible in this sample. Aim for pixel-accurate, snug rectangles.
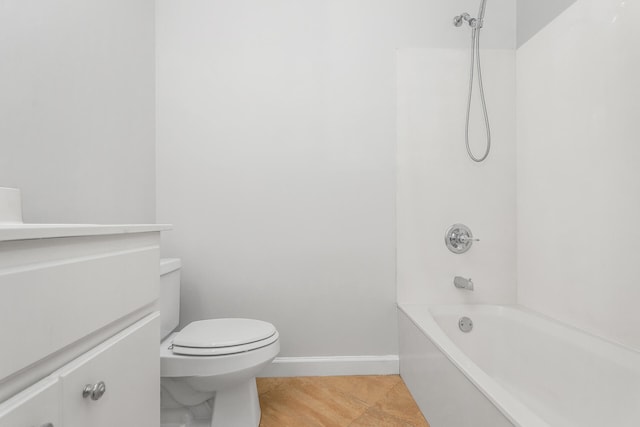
[0,0,156,224]
[516,0,577,46]
[396,48,516,306]
[517,0,640,350]
[156,0,515,359]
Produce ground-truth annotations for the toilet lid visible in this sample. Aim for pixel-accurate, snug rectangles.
[171,318,278,356]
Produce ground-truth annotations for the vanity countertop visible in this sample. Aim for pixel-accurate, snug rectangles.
[0,223,172,242]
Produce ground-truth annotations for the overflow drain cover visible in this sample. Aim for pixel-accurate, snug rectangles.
[459,316,473,333]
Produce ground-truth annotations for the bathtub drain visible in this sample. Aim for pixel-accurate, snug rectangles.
[459,316,473,333]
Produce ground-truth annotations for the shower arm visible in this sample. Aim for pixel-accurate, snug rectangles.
[453,13,483,29]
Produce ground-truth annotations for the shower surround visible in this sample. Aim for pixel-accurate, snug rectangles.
[397,0,640,425]
[396,47,517,307]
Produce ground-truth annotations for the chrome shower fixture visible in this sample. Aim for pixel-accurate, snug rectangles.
[453,0,491,163]
[445,224,479,254]
[454,276,474,291]
[453,12,482,29]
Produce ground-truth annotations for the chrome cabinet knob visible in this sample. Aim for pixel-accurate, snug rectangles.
[82,381,106,401]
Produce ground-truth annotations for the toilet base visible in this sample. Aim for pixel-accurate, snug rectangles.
[160,407,195,427]
[161,378,261,427]
[211,378,261,427]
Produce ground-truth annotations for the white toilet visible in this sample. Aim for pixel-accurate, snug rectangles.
[159,258,280,427]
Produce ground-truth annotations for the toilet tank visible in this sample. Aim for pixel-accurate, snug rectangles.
[160,258,182,340]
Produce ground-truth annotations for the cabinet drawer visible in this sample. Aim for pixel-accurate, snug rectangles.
[0,246,159,381]
[58,312,160,427]
[0,376,60,427]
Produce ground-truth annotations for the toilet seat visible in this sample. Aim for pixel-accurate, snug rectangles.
[160,332,280,378]
[171,318,278,356]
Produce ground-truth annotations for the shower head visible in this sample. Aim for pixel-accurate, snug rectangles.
[478,0,488,21]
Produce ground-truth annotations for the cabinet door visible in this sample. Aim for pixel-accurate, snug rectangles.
[0,376,60,427]
[59,313,160,427]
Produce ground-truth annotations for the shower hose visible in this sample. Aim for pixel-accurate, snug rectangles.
[465,26,491,162]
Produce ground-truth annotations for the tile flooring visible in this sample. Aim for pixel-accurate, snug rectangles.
[257,375,430,427]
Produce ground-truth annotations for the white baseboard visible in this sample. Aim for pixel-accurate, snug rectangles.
[260,355,399,377]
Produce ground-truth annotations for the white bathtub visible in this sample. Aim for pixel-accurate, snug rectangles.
[398,304,640,427]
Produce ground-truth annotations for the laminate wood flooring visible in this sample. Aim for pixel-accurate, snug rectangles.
[257,375,430,427]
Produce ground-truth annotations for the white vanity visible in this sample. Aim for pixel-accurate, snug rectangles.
[0,223,169,427]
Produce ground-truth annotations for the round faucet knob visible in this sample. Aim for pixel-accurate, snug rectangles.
[445,224,478,254]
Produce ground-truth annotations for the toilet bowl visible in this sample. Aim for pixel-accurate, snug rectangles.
[159,259,280,427]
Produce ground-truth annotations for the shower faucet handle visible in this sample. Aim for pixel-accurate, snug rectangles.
[445,224,478,254]
[458,234,479,244]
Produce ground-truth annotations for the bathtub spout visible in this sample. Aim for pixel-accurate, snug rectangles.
[454,276,474,291]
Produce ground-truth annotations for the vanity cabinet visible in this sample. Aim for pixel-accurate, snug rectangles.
[58,314,159,427]
[0,225,168,427]
[0,377,60,427]
[0,314,158,427]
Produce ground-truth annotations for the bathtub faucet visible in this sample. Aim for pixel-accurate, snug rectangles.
[454,276,474,291]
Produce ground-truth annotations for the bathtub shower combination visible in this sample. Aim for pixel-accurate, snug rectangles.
[396,0,640,425]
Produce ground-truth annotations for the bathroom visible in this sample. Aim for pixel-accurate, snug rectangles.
[1,0,639,426]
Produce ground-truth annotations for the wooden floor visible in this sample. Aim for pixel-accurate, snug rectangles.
[257,375,430,427]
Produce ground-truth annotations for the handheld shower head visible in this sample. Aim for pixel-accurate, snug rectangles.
[454,0,492,163]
